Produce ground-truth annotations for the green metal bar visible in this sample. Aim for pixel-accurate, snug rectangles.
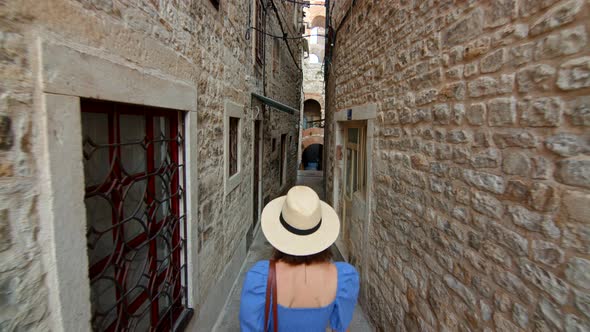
[251,93,298,115]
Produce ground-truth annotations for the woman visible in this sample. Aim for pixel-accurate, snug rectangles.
[239,186,359,332]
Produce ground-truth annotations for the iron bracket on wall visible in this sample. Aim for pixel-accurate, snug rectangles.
[251,92,298,115]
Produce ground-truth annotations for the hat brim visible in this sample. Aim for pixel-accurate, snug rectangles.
[261,196,340,256]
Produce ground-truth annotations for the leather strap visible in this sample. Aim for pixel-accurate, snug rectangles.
[264,260,278,332]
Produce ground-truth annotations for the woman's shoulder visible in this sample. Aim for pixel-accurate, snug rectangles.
[245,260,269,282]
[333,261,359,277]
[333,261,360,293]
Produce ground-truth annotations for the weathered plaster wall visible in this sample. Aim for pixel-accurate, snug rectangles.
[0,0,301,329]
[326,0,590,331]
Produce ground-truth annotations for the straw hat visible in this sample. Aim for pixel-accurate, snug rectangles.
[261,186,340,256]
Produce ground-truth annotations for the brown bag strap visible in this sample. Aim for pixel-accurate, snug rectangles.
[264,260,278,332]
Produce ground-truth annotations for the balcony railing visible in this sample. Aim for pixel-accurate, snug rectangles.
[303,119,324,129]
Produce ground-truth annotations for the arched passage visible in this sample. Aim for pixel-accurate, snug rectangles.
[302,143,323,170]
[303,99,322,128]
[311,15,325,28]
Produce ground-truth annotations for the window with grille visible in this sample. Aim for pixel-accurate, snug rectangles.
[255,0,265,66]
[344,125,367,198]
[229,117,240,177]
[81,99,190,331]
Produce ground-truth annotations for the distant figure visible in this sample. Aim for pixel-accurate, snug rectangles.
[239,186,359,332]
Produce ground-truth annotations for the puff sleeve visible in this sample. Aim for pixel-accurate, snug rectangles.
[329,262,360,332]
[239,260,269,332]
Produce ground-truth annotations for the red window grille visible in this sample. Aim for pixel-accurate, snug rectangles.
[81,99,191,331]
[229,117,239,177]
[255,0,265,65]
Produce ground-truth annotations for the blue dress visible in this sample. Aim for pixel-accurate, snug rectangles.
[239,260,360,332]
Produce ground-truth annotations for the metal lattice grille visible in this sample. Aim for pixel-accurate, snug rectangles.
[81,99,190,331]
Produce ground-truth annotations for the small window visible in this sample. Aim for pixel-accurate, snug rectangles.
[255,0,265,66]
[81,99,190,330]
[229,117,240,177]
[280,134,287,186]
[210,0,219,10]
[344,126,366,198]
[272,138,277,152]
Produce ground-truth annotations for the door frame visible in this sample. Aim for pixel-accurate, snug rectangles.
[251,105,264,236]
[332,104,376,304]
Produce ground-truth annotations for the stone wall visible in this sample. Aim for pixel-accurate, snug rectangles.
[0,0,301,329]
[326,0,589,331]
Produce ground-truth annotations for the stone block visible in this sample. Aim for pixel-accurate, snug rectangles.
[566,96,590,126]
[494,312,521,332]
[464,62,478,77]
[509,43,534,67]
[415,89,438,106]
[444,274,476,309]
[545,133,588,157]
[480,300,492,321]
[506,180,530,201]
[433,104,450,124]
[493,131,537,148]
[516,64,556,93]
[507,204,560,239]
[447,130,469,144]
[573,289,590,319]
[0,117,13,151]
[463,169,506,194]
[519,0,560,17]
[488,97,516,127]
[532,156,551,179]
[565,257,590,289]
[446,65,463,80]
[555,159,590,189]
[443,8,483,46]
[467,103,486,126]
[529,0,583,36]
[468,76,497,98]
[537,297,563,330]
[528,183,558,212]
[452,104,465,125]
[565,314,590,332]
[485,0,517,28]
[472,191,504,219]
[502,152,531,176]
[513,302,529,328]
[520,97,563,127]
[438,81,466,101]
[495,292,512,313]
[557,57,590,91]
[532,240,565,267]
[473,132,492,148]
[0,209,11,252]
[470,148,500,168]
[485,217,529,256]
[534,25,587,60]
[481,48,505,73]
[519,258,569,304]
[499,74,516,94]
[562,190,590,223]
[464,37,491,60]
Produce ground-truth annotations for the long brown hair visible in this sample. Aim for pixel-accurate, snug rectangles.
[272,247,333,265]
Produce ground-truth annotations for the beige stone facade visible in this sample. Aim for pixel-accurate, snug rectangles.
[0,0,302,330]
[325,0,590,331]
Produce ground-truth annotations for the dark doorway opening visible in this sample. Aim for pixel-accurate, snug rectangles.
[302,144,323,170]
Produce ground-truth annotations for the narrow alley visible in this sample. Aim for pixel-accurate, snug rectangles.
[1,0,589,331]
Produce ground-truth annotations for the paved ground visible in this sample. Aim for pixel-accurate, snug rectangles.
[213,172,373,331]
[296,170,325,199]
